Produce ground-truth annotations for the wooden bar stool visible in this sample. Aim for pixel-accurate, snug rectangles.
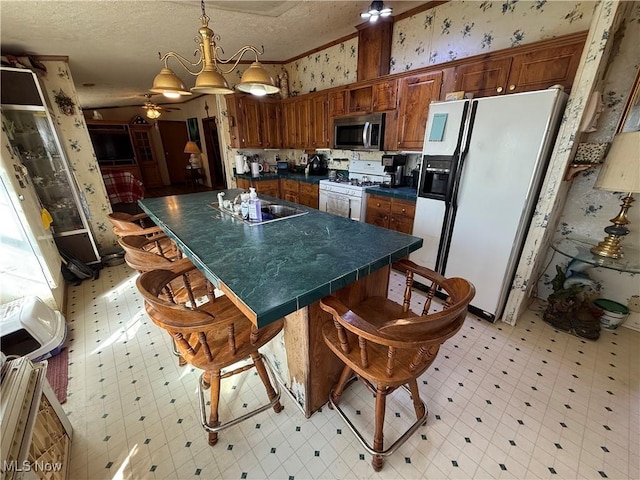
[319,258,475,471]
[136,264,284,446]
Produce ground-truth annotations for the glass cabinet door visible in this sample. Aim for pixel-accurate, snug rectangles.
[2,109,84,234]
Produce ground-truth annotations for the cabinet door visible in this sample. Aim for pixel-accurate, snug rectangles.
[236,177,250,190]
[389,199,415,234]
[311,94,329,148]
[454,57,513,97]
[255,179,280,199]
[365,195,391,229]
[507,42,584,94]
[329,90,348,117]
[396,71,443,151]
[130,125,162,187]
[372,80,397,112]
[283,100,297,148]
[262,101,282,149]
[281,178,299,203]
[241,97,263,148]
[299,182,319,209]
[226,96,242,149]
[295,97,311,149]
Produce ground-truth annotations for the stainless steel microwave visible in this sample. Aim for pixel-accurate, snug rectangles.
[333,113,385,150]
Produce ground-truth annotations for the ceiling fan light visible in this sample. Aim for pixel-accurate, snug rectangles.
[361,12,370,19]
[370,15,379,23]
[146,108,161,119]
[237,62,280,96]
[191,68,234,95]
[150,67,192,97]
[380,8,392,16]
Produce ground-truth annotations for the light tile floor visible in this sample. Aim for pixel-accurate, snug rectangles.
[64,263,639,480]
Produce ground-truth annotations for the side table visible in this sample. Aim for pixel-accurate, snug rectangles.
[544,237,639,339]
[185,165,204,186]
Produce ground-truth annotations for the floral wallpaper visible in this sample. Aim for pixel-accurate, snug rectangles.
[534,2,640,330]
[34,60,116,251]
[284,37,359,96]
[390,0,592,73]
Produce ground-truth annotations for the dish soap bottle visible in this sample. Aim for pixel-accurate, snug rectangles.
[248,187,262,222]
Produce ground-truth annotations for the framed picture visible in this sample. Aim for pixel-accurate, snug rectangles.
[618,68,640,133]
[187,117,201,148]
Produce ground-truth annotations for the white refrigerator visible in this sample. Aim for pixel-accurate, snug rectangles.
[411,89,567,321]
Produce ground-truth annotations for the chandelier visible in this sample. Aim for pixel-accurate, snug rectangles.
[145,106,161,119]
[150,0,279,98]
[360,1,393,23]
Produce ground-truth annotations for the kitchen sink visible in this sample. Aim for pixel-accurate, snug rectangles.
[209,201,308,226]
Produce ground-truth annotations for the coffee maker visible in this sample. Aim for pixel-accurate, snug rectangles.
[382,154,407,186]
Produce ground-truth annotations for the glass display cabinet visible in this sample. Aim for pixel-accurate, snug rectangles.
[1,67,100,264]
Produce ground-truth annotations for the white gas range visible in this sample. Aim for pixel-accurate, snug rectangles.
[319,159,389,221]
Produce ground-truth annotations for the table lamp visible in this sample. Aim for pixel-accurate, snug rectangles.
[590,131,640,259]
[184,141,201,168]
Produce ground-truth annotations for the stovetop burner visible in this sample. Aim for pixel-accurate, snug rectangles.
[326,178,381,187]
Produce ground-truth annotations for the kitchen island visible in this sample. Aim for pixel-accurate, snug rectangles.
[139,189,423,416]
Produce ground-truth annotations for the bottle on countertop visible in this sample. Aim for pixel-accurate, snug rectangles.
[248,187,262,222]
[240,193,250,219]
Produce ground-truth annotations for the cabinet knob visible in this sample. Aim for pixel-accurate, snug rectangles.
[401,208,406,213]
[376,202,381,207]
[509,85,516,91]
[497,86,503,93]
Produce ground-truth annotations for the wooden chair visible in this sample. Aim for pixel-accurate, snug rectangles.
[107,211,163,238]
[109,212,180,260]
[136,264,284,446]
[319,258,475,471]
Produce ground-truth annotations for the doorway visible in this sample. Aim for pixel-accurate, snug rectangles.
[202,117,227,189]
[157,120,189,184]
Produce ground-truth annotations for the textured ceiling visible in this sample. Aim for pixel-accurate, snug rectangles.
[1,0,425,109]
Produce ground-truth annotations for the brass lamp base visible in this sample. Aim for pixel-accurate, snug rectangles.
[591,235,624,259]
[590,193,635,259]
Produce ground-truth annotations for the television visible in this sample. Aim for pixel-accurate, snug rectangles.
[88,124,135,165]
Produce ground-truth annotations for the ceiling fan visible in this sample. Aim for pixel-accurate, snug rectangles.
[141,93,180,119]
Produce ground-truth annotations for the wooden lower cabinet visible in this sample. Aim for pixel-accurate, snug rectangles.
[281,178,299,203]
[254,179,280,198]
[298,182,319,209]
[365,194,415,234]
[280,178,319,209]
[236,177,280,198]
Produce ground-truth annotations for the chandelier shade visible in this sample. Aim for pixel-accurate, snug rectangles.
[151,0,279,97]
[236,62,280,96]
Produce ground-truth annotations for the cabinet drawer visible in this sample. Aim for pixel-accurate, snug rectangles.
[391,199,415,218]
[299,182,318,195]
[282,179,299,192]
[367,195,391,213]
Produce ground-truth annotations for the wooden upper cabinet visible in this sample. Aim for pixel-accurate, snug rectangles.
[262,100,282,149]
[283,99,297,148]
[295,97,311,149]
[329,90,348,117]
[348,85,373,114]
[454,57,513,97]
[311,93,329,148]
[372,79,397,111]
[356,19,393,81]
[226,95,262,148]
[396,71,443,151]
[453,33,586,98]
[241,97,262,148]
[506,41,584,94]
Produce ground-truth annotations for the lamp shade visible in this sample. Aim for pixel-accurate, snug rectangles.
[594,131,640,193]
[184,141,201,154]
[236,62,280,96]
[150,67,192,97]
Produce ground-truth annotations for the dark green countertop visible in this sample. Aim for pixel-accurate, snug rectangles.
[365,185,418,201]
[236,172,327,184]
[139,190,423,328]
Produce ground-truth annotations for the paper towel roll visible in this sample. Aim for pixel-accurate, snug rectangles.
[235,155,246,174]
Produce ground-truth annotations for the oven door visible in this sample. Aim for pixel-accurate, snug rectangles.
[319,189,362,221]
